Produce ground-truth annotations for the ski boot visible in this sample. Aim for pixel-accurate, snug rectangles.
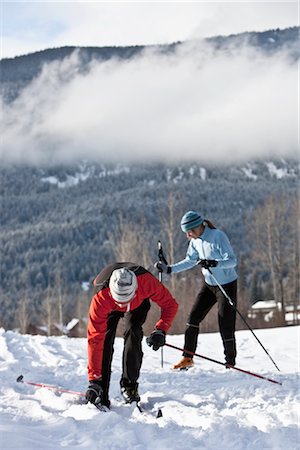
[173,356,194,370]
[120,381,140,404]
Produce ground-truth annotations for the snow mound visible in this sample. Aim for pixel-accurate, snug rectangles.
[0,326,298,450]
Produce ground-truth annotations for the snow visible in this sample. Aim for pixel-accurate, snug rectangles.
[251,300,278,310]
[199,167,206,180]
[40,166,131,188]
[81,282,90,292]
[188,166,206,180]
[241,166,258,180]
[0,326,298,450]
[266,162,289,179]
[41,172,91,188]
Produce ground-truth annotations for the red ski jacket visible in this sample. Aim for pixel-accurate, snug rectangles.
[87,263,178,380]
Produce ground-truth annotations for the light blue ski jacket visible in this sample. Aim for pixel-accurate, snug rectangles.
[170,226,238,286]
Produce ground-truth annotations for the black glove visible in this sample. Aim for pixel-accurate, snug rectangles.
[198,259,218,269]
[85,379,103,405]
[146,329,166,351]
[154,261,172,274]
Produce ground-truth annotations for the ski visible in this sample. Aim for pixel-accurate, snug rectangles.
[94,402,109,412]
[172,365,194,372]
[88,398,162,418]
[134,401,144,413]
[134,401,163,418]
[102,401,163,418]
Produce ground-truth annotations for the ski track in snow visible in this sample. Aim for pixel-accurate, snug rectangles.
[0,326,299,450]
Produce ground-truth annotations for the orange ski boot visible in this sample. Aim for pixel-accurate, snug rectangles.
[173,357,194,370]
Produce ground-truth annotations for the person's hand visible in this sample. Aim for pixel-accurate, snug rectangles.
[85,379,103,405]
[154,261,172,274]
[198,259,218,269]
[146,329,166,351]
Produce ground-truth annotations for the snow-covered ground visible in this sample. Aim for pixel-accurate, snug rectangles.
[0,326,298,450]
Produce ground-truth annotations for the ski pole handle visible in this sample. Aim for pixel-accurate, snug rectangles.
[158,240,168,265]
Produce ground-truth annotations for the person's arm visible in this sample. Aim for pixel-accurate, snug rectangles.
[139,273,178,332]
[214,230,237,269]
[170,240,199,274]
[87,292,111,380]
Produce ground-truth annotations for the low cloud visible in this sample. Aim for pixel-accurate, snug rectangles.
[1,40,298,166]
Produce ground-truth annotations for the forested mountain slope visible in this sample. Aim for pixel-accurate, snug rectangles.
[0,159,298,330]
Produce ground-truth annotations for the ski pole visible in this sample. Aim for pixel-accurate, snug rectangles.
[157,240,168,369]
[200,263,281,372]
[164,343,282,385]
[16,375,86,396]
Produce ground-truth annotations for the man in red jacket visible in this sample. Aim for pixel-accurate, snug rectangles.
[86,262,178,409]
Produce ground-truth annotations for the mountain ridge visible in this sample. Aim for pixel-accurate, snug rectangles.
[1,26,298,102]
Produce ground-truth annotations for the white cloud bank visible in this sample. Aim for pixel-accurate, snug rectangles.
[1,40,298,165]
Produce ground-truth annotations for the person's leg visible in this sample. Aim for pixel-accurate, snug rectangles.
[184,284,216,355]
[101,311,123,406]
[173,284,216,369]
[216,281,237,365]
[121,299,151,386]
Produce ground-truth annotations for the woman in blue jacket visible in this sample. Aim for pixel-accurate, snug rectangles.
[156,210,238,370]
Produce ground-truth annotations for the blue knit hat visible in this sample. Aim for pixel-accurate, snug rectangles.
[181,210,204,232]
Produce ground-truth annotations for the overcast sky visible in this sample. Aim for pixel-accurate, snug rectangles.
[1,1,298,59]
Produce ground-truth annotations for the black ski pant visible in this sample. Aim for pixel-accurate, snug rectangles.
[183,280,237,364]
[101,299,151,402]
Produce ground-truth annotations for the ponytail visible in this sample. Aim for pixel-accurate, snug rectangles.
[203,219,216,229]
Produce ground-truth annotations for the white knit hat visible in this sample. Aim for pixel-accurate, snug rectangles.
[109,268,138,303]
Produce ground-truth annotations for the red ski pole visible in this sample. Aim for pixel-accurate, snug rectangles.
[16,375,86,396]
[165,343,282,385]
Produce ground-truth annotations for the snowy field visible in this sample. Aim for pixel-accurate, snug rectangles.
[0,326,299,450]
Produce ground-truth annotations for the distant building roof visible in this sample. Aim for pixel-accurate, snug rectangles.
[251,300,279,310]
[66,318,80,331]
